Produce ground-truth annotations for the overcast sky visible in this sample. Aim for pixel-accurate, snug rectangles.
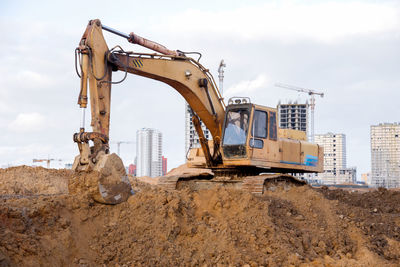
[0,0,399,179]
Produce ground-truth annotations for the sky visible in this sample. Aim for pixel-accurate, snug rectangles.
[0,0,399,179]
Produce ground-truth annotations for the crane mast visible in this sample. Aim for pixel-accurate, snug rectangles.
[33,158,62,168]
[218,60,226,97]
[111,141,134,156]
[275,83,324,142]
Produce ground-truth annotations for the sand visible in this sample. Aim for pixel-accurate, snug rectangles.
[0,166,399,266]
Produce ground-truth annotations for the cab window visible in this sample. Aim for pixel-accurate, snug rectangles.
[251,110,268,138]
[223,109,249,145]
[269,111,277,140]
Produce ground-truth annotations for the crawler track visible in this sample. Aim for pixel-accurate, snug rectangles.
[158,173,306,194]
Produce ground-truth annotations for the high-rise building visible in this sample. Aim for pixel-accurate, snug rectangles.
[136,128,162,177]
[371,123,400,188]
[277,101,308,138]
[185,102,211,157]
[314,133,356,184]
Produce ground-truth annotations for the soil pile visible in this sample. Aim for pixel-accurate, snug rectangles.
[0,166,70,195]
[1,166,400,266]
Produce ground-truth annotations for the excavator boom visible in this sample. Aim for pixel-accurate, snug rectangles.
[72,19,226,203]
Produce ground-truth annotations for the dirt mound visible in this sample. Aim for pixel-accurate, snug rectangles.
[1,167,400,266]
[317,187,400,261]
[0,166,70,195]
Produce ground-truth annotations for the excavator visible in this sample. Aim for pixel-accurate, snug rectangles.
[72,19,323,204]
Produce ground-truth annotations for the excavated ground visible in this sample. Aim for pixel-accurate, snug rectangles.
[1,166,400,266]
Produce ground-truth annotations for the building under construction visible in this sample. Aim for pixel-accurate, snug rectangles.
[277,101,309,138]
[275,83,324,143]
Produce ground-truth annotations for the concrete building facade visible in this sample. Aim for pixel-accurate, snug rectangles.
[277,101,309,138]
[315,133,356,184]
[136,128,162,177]
[371,123,400,188]
[185,102,211,157]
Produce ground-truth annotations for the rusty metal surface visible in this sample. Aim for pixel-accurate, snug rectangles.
[73,131,108,144]
[128,32,183,56]
[91,153,134,204]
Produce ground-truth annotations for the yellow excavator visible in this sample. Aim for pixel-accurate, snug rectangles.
[72,19,323,204]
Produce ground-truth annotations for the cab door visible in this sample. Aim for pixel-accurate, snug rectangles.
[267,111,280,162]
[248,109,268,162]
[248,109,280,163]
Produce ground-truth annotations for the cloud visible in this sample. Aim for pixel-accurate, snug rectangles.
[8,112,46,133]
[17,70,54,87]
[225,74,269,96]
[0,70,55,92]
[160,1,399,42]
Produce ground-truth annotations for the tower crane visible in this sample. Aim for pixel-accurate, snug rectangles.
[33,158,62,168]
[218,59,226,97]
[275,83,324,142]
[111,141,135,156]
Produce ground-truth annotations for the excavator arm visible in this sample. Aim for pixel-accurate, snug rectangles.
[75,19,225,167]
[108,50,226,156]
[72,19,225,203]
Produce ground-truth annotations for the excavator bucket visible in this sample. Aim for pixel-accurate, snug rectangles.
[91,153,133,204]
[71,152,133,204]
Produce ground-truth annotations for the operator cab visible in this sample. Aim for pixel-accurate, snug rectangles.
[222,97,278,159]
